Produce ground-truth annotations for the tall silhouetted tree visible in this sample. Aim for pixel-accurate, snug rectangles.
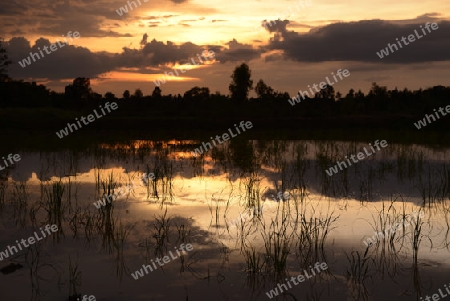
[184,86,210,102]
[315,84,335,101]
[229,63,253,102]
[134,89,143,98]
[105,92,115,101]
[123,90,130,99]
[346,89,355,99]
[152,87,161,99]
[369,82,388,98]
[255,79,274,102]
[65,77,92,101]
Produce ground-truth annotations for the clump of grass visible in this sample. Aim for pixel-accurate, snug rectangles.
[153,207,172,257]
[241,172,262,212]
[29,201,40,226]
[362,198,431,279]
[68,255,82,301]
[345,250,373,301]
[416,165,450,206]
[68,206,82,239]
[264,230,291,277]
[24,241,60,301]
[161,158,174,203]
[346,250,373,284]
[296,207,338,267]
[144,152,175,205]
[80,207,96,245]
[12,181,29,228]
[99,213,116,253]
[97,172,119,251]
[207,195,222,228]
[243,246,266,275]
[358,166,374,203]
[294,142,309,185]
[234,208,258,250]
[441,201,450,250]
[113,220,133,281]
[100,171,118,209]
[139,237,153,264]
[207,187,234,228]
[367,201,396,250]
[410,207,430,264]
[176,223,192,244]
[261,203,294,280]
[43,181,65,229]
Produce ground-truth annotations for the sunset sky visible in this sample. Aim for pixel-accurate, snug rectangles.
[1,0,449,97]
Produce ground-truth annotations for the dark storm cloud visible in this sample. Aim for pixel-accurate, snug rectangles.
[0,0,135,37]
[10,29,27,36]
[32,4,133,38]
[213,39,262,63]
[0,0,218,37]
[267,18,450,63]
[2,38,196,78]
[264,19,290,33]
[0,1,28,16]
[5,35,263,80]
[6,37,116,79]
[141,40,206,65]
[140,39,260,65]
[140,33,148,46]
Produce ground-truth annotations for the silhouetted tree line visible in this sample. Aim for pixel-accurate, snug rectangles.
[1,39,449,124]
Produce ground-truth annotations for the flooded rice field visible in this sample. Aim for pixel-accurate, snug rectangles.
[0,139,449,301]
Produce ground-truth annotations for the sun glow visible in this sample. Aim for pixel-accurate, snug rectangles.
[94,71,198,83]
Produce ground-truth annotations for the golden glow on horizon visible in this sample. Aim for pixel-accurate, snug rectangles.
[94,71,200,82]
[6,0,450,54]
[7,0,450,97]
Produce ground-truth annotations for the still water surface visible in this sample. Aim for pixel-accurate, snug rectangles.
[0,139,449,301]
